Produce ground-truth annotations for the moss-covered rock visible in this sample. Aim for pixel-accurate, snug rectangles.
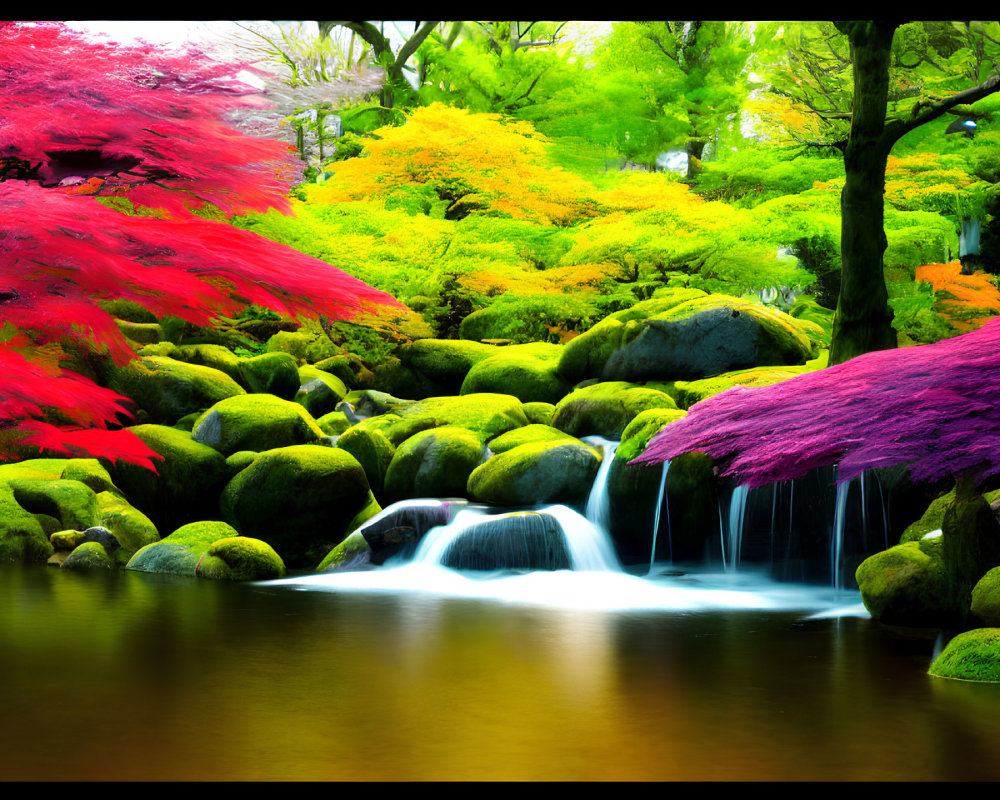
[551,381,678,439]
[237,351,302,399]
[467,441,602,507]
[107,354,246,425]
[942,486,1000,623]
[8,479,99,532]
[194,536,286,581]
[58,459,118,494]
[335,425,397,496]
[439,511,572,571]
[971,567,1000,626]
[190,394,326,456]
[265,328,342,364]
[62,541,115,571]
[459,343,571,405]
[171,343,243,383]
[115,319,163,345]
[219,445,381,568]
[667,363,822,410]
[0,460,81,563]
[900,490,955,544]
[855,537,953,627]
[558,291,816,383]
[522,402,555,425]
[109,425,231,533]
[316,410,352,437]
[487,424,585,455]
[929,628,1000,682]
[126,520,241,576]
[295,365,349,418]
[313,353,375,390]
[383,426,486,503]
[95,490,159,555]
[316,529,374,573]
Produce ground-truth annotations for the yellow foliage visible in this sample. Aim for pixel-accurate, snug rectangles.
[310,103,596,226]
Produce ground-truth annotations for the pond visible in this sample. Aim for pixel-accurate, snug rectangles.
[3,562,999,781]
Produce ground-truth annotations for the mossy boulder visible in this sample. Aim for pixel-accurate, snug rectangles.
[971,567,1000,626]
[264,328,341,364]
[459,343,571,405]
[126,520,241,576]
[558,291,815,383]
[900,490,955,544]
[522,402,555,425]
[115,319,163,345]
[667,364,822,410]
[313,353,376,390]
[107,355,246,425]
[194,536,286,581]
[316,410,352,437]
[551,382,678,439]
[58,459,118,494]
[383,426,486,503]
[219,445,381,568]
[467,441,602,507]
[190,394,326,456]
[0,460,87,563]
[171,343,244,383]
[237,351,302,399]
[317,529,374,572]
[8,478,99,532]
[62,541,115,571]
[357,393,530,446]
[109,425,231,533]
[929,628,1000,682]
[335,425,397,496]
[487,424,585,455]
[295,365,349,418]
[95,490,159,555]
[855,537,954,627]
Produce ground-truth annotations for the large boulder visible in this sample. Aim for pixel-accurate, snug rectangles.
[467,440,602,507]
[855,537,954,627]
[194,536,286,581]
[550,381,678,439]
[459,343,571,405]
[558,292,816,383]
[238,352,302,399]
[929,628,1000,682]
[109,424,231,533]
[397,339,499,395]
[127,520,240,576]
[190,394,326,456]
[383,426,486,503]
[107,354,246,425]
[219,445,381,568]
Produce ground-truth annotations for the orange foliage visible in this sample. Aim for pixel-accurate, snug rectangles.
[915,261,1000,331]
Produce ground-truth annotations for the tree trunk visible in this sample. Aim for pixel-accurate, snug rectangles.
[828,22,899,365]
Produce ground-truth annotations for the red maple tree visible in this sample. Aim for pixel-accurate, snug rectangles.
[0,21,400,468]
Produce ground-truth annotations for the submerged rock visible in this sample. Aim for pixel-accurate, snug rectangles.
[439,511,572,571]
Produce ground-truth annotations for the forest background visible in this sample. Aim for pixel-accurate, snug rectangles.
[4,19,1000,465]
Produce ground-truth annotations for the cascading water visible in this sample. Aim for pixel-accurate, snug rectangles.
[724,484,750,572]
[649,460,671,574]
[583,436,617,535]
[412,504,621,573]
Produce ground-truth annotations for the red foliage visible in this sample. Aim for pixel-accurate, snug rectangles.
[0,22,402,468]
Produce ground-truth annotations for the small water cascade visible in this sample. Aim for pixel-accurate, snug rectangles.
[583,436,618,534]
[723,484,751,572]
[649,460,672,574]
[412,504,621,573]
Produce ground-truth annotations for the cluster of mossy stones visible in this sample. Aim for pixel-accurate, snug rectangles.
[4,285,1000,679]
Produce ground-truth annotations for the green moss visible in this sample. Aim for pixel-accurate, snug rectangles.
[971,567,1000,626]
[900,490,954,543]
[8,479,99,532]
[855,538,953,627]
[237,351,302,399]
[522,402,556,425]
[127,520,240,576]
[398,339,498,392]
[107,354,246,425]
[383,426,486,503]
[172,343,243,383]
[551,381,678,439]
[95,490,159,555]
[195,536,286,581]
[929,628,1000,682]
[616,408,689,462]
[62,541,115,571]
[467,440,602,507]
[316,529,373,573]
[336,425,397,495]
[190,393,326,455]
[488,424,583,454]
[670,364,818,409]
[460,344,570,405]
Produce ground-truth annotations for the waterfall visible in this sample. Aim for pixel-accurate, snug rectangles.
[412,504,621,573]
[583,436,618,533]
[649,459,671,575]
[723,484,750,572]
[831,477,851,591]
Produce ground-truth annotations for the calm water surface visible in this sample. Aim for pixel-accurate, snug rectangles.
[2,563,998,781]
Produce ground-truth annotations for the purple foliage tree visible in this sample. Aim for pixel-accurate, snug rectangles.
[632,318,1000,490]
